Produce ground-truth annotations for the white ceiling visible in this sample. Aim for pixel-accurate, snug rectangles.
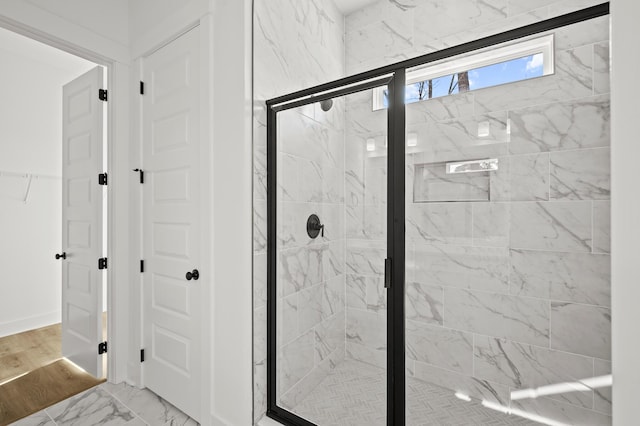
[0,26,96,73]
[333,0,379,15]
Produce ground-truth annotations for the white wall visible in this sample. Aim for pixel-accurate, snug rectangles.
[0,30,95,337]
[611,0,640,424]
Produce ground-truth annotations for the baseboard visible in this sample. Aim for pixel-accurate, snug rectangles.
[0,310,61,337]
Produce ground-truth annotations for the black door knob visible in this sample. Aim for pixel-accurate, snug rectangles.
[55,252,66,260]
[186,269,199,281]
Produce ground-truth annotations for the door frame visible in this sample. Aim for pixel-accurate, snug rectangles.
[264,4,611,425]
[134,17,214,425]
[0,20,126,383]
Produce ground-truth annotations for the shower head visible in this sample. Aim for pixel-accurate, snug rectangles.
[320,99,333,112]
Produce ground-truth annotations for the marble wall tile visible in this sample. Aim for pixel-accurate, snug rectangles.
[593,200,611,254]
[472,202,510,246]
[346,341,386,369]
[414,0,508,46]
[254,252,267,309]
[408,113,510,164]
[278,245,323,296]
[550,302,611,359]
[254,305,267,363]
[299,285,323,334]
[508,95,610,155]
[594,41,610,95]
[444,288,550,346]
[406,91,475,123]
[475,44,593,114]
[510,201,592,252]
[510,250,610,306]
[512,397,611,425]
[413,163,490,203]
[346,202,386,240]
[412,362,510,405]
[254,360,267,423]
[347,273,387,312]
[406,320,473,375]
[345,90,387,137]
[547,0,608,18]
[346,307,386,350]
[550,148,610,200]
[405,282,444,325]
[254,0,344,99]
[315,311,345,364]
[346,0,417,33]
[254,200,267,253]
[508,0,559,16]
[413,244,510,293]
[437,7,548,51]
[345,18,415,74]
[279,293,298,348]
[322,275,346,319]
[594,358,612,415]
[279,330,315,394]
[346,240,386,277]
[278,153,300,202]
[346,273,367,310]
[407,202,473,245]
[474,336,594,407]
[490,153,550,201]
[552,15,609,51]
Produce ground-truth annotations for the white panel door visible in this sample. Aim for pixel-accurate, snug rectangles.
[142,26,201,420]
[61,66,105,378]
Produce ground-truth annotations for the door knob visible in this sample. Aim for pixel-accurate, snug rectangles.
[186,269,199,281]
[55,252,66,260]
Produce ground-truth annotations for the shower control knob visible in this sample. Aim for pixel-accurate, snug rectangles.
[186,269,199,281]
[306,214,324,239]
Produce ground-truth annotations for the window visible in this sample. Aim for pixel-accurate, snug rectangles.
[373,34,554,110]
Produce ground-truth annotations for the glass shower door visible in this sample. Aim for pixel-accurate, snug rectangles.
[271,83,389,425]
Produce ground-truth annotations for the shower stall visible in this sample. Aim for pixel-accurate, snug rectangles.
[261,3,611,425]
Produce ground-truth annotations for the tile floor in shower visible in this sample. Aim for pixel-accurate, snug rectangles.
[289,359,537,426]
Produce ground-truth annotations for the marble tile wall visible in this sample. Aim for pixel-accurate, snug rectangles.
[344,1,611,424]
[253,0,345,423]
[254,0,611,424]
[406,11,611,425]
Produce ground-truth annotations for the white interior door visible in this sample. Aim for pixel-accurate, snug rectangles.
[61,66,105,378]
[142,26,201,420]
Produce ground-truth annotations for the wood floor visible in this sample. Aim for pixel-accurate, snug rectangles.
[0,317,108,425]
[0,323,62,384]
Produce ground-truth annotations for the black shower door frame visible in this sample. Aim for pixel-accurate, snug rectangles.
[265,4,609,425]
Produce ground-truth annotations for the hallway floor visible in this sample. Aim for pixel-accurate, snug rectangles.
[291,359,537,426]
[10,382,198,426]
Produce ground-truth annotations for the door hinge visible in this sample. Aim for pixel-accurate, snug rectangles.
[98,89,108,101]
[133,168,144,184]
[384,258,392,288]
[98,173,108,185]
[140,349,145,363]
[98,257,108,270]
[139,81,144,95]
[98,341,108,354]
[140,259,144,273]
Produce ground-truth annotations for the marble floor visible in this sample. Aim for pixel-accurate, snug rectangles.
[10,382,198,426]
[290,359,538,426]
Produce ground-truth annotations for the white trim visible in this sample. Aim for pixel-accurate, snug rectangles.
[373,34,555,111]
[0,311,61,338]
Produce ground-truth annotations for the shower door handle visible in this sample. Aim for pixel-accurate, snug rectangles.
[384,258,392,288]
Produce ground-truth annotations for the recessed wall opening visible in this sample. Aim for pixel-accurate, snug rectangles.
[0,24,109,423]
